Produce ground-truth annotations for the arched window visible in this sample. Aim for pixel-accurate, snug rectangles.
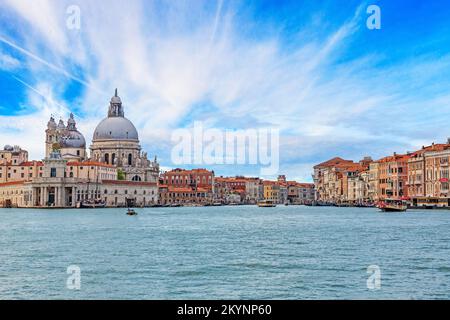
[132,175,142,181]
[112,153,116,165]
[69,172,74,178]
[128,153,132,165]
[105,153,110,164]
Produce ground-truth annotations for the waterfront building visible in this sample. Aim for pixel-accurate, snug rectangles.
[0,90,159,208]
[287,181,315,204]
[276,175,288,204]
[355,170,370,204]
[0,145,28,165]
[313,157,354,202]
[159,168,214,205]
[368,162,379,202]
[263,180,280,203]
[376,153,410,200]
[407,142,450,205]
[0,159,43,183]
[419,144,450,207]
[244,177,263,204]
[213,176,248,204]
[345,165,370,204]
[313,156,371,204]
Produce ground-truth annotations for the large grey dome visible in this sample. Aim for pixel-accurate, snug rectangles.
[92,89,139,142]
[59,113,86,148]
[93,117,139,141]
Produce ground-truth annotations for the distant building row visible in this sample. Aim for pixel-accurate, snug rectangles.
[0,148,314,207]
[158,171,314,205]
[313,139,450,207]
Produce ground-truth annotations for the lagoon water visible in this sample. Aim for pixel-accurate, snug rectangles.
[0,206,449,299]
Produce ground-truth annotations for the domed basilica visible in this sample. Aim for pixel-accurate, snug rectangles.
[45,89,159,183]
[0,90,160,208]
[90,89,159,183]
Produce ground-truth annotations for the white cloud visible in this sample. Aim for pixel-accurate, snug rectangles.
[1,0,450,180]
[0,52,20,70]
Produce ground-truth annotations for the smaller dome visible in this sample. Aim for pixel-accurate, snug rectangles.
[60,131,86,149]
[3,145,13,151]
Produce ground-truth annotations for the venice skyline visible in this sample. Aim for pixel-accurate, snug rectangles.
[2,0,450,182]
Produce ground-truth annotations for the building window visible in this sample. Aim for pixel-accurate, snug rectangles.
[50,168,57,177]
[128,153,132,165]
[77,150,80,156]
[105,154,110,164]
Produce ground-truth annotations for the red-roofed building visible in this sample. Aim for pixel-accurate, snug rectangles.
[407,142,450,204]
[313,156,371,203]
[287,181,315,204]
[159,168,214,205]
[377,153,411,200]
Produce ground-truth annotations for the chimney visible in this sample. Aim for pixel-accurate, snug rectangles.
[393,152,397,156]
[447,137,450,144]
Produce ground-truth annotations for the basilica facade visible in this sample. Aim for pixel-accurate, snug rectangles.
[90,89,159,183]
[0,90,159,208]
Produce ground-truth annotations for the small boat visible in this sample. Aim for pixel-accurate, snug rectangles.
[377,199,408,212]
[77,199,106,208]
[257,200,277,207]
[126,208,137,215]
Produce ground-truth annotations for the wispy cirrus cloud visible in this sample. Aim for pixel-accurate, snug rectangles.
[1,0,450,181]
[0,52,20,71]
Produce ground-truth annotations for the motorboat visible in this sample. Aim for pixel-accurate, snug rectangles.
[377,199,407,212]
[257,200,277,207]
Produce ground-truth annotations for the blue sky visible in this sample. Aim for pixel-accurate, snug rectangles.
[1,0,450,181]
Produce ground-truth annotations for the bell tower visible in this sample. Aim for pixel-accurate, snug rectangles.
[45,116,57,158]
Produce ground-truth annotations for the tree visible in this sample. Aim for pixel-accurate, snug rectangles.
[117,169,125,180]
